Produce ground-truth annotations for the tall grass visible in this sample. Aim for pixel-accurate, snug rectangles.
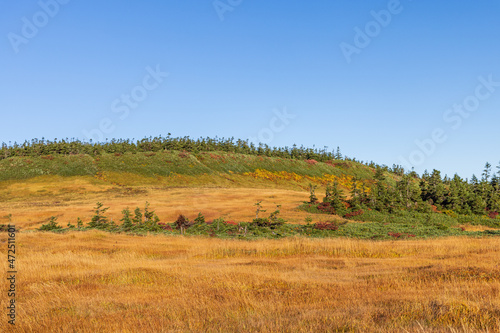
[2,232,499,332]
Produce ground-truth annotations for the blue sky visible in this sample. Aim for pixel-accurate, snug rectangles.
[1,0,499,179]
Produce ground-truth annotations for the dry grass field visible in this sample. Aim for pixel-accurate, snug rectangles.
[0,175,342,230]
[1,232,500,332]
[1,176,500,332]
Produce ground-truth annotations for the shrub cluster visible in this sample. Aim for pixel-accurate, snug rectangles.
[344,210,364,218]
[314,222,339,231]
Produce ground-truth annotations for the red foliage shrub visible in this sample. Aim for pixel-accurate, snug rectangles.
[157,222,173,231]
[488,211,498,219]
[224,221,238,226]
[314,222,339,231]
[344,210,364,218]
[306,159,318,165]
[178,151,189,158]
[388,232,415,238]
[41,155,54,160]
[317,202,335,214]
[174,214,192,229]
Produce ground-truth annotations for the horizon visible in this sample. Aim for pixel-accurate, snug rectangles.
[2,0,499,180]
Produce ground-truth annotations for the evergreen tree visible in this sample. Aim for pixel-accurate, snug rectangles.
[482,162,492,182]
[194,212,205,225]
[348,178,362,209]
[335,146,342,160]
[88,202,109,229]
[330,181,347,215]
[144,201,154,223]
[309,184,318,204]
[396,174,421,209]
[120,208,133,230]
[133,207,143,225]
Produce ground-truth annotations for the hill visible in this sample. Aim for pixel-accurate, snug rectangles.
[0,136,499,236]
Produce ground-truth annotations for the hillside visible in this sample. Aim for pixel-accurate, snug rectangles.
[1,138,500,333]
[1,137,499,237]
[0,150,376,229]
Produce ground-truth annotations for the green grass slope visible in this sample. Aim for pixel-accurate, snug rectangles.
[0,150,379,186]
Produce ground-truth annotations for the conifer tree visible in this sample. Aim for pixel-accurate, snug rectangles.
[309,184,318,203]
[120,208,133,230]
[133,207,143,225]
[88,202,109,229]
[482,162,492,182]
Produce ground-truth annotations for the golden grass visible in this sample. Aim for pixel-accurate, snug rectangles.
[0,176,344,229]
[1,232,500,332]
[1,176,500,331]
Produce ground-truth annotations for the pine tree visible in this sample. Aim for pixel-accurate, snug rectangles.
[349,178,362,209]
[144,201,154,223]
[482,162,492,182]
[309,184,318,204]
[120,208,133,230]
[133,207,143,225]
[329,181,347,215]
[396,174,421,209]
[76,217,84,229]
[88,202,109,229]
[335,146,342,160]
[194,212,205,225]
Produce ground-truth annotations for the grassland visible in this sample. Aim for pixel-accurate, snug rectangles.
[1,232,500,332]
[0,151,374,229]
[1,150,500,331]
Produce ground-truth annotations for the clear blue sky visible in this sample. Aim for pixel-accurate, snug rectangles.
[1,0,499,179]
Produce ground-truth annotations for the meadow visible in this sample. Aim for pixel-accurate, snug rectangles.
[1,145,500,332]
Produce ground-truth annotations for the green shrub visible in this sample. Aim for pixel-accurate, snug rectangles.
[39,217,63,231]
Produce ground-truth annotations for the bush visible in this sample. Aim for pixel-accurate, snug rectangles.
[314,222,339,231]
[344,210,364,218]
[39,217,63,231]
[175,214,192,230]
[252,217,270,227]
[157,222,173,231]
[317,202,335,214]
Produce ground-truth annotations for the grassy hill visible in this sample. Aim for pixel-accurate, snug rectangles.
[0,150,377,229]
[1,140,500,332]
[0,150,379,186]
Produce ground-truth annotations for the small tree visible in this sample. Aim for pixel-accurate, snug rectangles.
[144,201,154,223]
[120,208,133,231]
[309,184,318,204]
[194,212,205,225]
[133,207,143,225]
[39,216,62,231]
[348,178,362,209]
[254,201,266,219]
[175,215,191,234]
[330,181,347,216]
[269,204,285,227]
[323,183,333,203]
[88,202,109,229]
